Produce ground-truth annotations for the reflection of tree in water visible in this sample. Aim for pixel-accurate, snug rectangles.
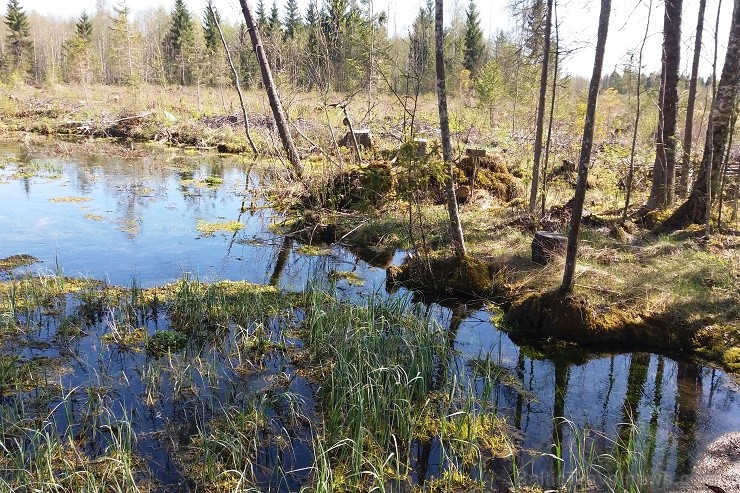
[551,358,570,487]
[674,361,702,479]
[645,355,665,483]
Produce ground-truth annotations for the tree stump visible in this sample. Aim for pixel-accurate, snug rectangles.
[414,138,429,158]
[466,148,487,158]
[456,185,470,203]
[532,231,567,265]
[339,130,373,149]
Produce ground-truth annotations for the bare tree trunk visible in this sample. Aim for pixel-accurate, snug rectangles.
[717,100,738,229]
[237,0,303,177]
[435,0,466,260]
[529,0,553,213]
[623,0,653,223]
[679,0,707,197]
[664,0,739,230]
[561,0,611,293]
[647,0,682,210]
[208,2,258,155]
[541,1,559,217]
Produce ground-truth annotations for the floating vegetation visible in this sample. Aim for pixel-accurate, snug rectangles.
[48,196,93,203]
[327,269,365,286]
[145,330,187,355]
[195,218,243,236]
[83,213,106,221]
[0,254,38,271]
[116,218,141,235]
[295,244,331,256]
[181,175,224,188]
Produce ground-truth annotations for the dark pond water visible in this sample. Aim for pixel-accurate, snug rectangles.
[0,140,738,491]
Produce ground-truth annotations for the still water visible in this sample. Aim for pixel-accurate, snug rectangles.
[0,139,737,490]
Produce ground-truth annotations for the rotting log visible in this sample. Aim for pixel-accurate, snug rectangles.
[532,231,567,265]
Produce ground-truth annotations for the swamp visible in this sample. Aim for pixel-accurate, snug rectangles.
[0,135,738,492]
[1,0,739,490]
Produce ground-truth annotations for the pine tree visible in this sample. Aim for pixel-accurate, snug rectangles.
[284,0,301,39]
[3,0,32,74]
[164,0,195,85]
[463,0,484,77]
[108,2,141,86]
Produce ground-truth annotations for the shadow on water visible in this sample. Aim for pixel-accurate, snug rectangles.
[0,141,738,491]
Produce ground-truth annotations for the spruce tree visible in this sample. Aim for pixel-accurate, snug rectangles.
[202,5,220,54]
[268,0,281,37]
[202,4,225,86]
[408,0,434,92]
[4,0,32,73]
[76,11,93,41]
[164,0,195,85]
[463,0,484,77]
[284,0,301,39]
[63,11,95,83]
[256,0,266,26]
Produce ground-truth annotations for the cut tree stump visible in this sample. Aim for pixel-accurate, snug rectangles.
[532,231,567,265]
[339,130,373,149]
[414,138,429,157]
[466,148,487,158]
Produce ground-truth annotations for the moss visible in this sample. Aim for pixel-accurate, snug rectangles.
[724,347,740,373]
[310,162,394,212]
[504,290,681,349]
[0,254,38,271]
[327,269,365,286]
[146,330,188,355]
[196,219,243,236]
[386,254,495,298]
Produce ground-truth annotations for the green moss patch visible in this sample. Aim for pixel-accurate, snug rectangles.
[196,219,243,236]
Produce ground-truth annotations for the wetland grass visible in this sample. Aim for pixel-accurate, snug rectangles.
[0,268,702,492]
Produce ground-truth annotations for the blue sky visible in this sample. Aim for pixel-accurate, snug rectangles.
[18,0,732,78]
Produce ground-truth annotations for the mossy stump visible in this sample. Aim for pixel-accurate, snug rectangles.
[504,290,683,350]
[386,255,493,298]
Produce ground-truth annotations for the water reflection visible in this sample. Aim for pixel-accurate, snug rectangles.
[1,141,738,490]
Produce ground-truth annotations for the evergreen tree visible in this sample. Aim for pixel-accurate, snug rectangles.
[284,0,301,39]
[202,4,224,86]
[256,0,267,26]
[237,21,257,88]
[76,11,93,41]
[306,1,319,50]
[108,2,141,86]
[408,0,434,92]
[268,0,281,37]
[202,4,220,54]
[463,0,485,77]
[63,11,95,83]
[164,0,195,85]
[3,0,32,74]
